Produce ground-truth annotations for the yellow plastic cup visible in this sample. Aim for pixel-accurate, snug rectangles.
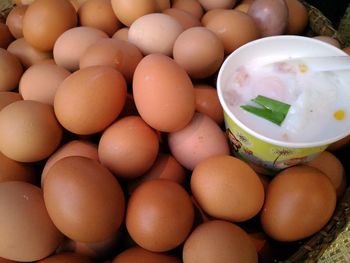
[217,36,350,175]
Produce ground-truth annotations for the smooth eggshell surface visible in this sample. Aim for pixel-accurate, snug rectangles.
[0,23,14,49]
[19,63,70,105]
[0,48,23,91]
[0,181,63,262]
[22,0,77,51]
[112,246,181,263]
[127,153,186,194]
[133,54,195,132]
[0,100,62,162]
[247,0,288,37]
[204,9,260,53]
[0,151,36,184]
[126,179,194,252]
[162,8,201,30]
[172,0,204,19]
[183,220,258,263]
[306,151,346,198]
[43,156,125,243]
[128,13,183,56]
[198,0,237,10]
[41,140,99,186]
[194,84,224,124]
[173,26,224,79]
[7,38,53,68]
[191,155,265,221]
[168,113,229,170]
[110,0,158,27]
[0,91,22,111]
[5,5,27,39]
[261,166,336,241]
[285,0,308,34]
[79,38,143,83]
[53,26,108,71]
[78,0,122,36]
[98,116,159,179]
[54,66,127,135]
[37,252,93,263]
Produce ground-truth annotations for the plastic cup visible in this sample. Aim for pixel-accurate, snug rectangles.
[217,35,350,175]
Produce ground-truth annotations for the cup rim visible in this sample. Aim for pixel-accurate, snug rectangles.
[217,35,349,148]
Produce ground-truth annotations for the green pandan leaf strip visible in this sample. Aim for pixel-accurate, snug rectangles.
[252,95,291,115]
[240,96,291,126]
[240,105,285,126]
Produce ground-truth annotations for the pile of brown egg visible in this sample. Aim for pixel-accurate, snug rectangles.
[0,0,349,262]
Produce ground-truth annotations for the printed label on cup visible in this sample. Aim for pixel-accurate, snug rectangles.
[224,112,328,175]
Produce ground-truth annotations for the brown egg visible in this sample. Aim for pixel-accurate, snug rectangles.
[168,113,229,170]
[78,0,123,36]
[0,48,23,91]
[54,66,127,135]
[285,0,308,34]
[53,26,108,71]
[112,27,129,41]
[128,13,183,56]
[22,0,77,51]
[205,9,260,54]
[0,151,36,184]
[313,36,341,48]
[69,0,89,11]
[173,27,224,79]
[19,63,70,105]
[261,166,336,241]
[113,246,181,263]
[155,0,171,10]
[37,252,92,263]
[44,156,125,243]
[342,46,350,55]
[80,38,143,83]
[191,155,264,221]
[41,140,99,186]
[183,220,258,263]
[133,54,195,132]
[306,151,346,198]
[0,257,18,263]
[57,234,120,259]
[327,134,350,151]
[0,181,63,262]
[172,0,204,19]
[0,23,14,49]
[198,0,237,10]
[247,0,288,37]
[0,91,22,111]
[194,84,223,124]
[0,100,62,162]
[7,38,53,68]
[163,8,201,30]
[111,0,158,26]
[15,0,35,6]
[5,5,27,39]
[127,153,186,194]
[201,9,225,26]
[126,179,194,252]
[98,116,159,179]
[234,0,254,13]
